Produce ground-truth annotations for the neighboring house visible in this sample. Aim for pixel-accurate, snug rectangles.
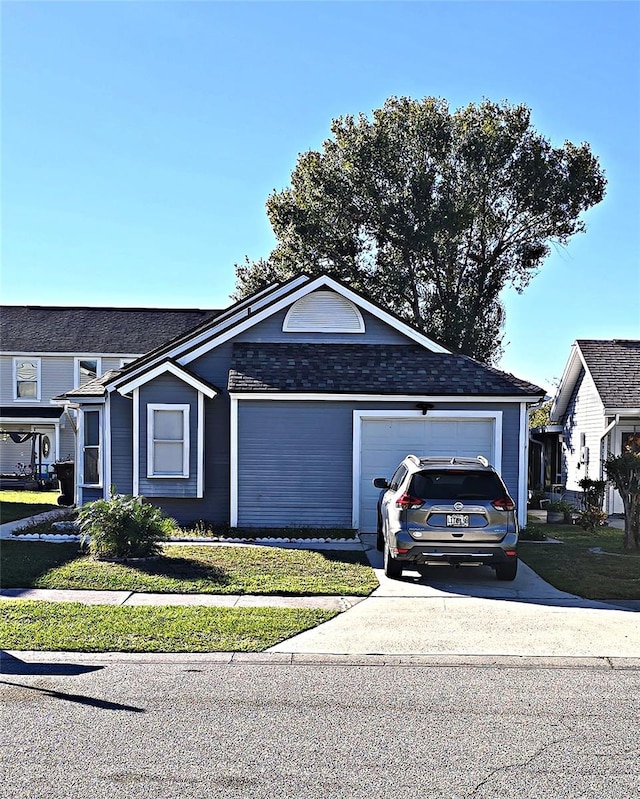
[550,339,640,514]
[55,275,544,529]
[0,305,219,480]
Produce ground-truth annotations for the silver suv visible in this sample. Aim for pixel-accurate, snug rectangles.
[373,455,518,581]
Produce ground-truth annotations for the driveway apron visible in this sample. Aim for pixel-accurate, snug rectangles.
[268,535,640,658]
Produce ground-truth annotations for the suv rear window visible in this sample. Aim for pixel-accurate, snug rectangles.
[409,470,504,501]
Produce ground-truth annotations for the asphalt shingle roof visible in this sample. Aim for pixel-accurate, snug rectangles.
[578,339,640,409]
[228,343,544,396]
[1,306,220,354]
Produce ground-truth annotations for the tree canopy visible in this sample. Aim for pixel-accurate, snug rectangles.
[234,97,606,363]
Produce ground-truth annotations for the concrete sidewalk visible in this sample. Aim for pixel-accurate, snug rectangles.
[0,587,362,611]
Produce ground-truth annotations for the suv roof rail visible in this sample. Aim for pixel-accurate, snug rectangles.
[406,454,421,466]
[416,455,492,468]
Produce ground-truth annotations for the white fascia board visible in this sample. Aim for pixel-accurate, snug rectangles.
[167,275,310,361]
[117,361,217,398]
[180,275,450,366]
[315,277,450,352]
[230,393,544,404]
[0,415,65,424]
[3,351,144,358]
[106,276,312,390]
[550,343,588,421]
[604,407,640,416]
[54,397,106,405]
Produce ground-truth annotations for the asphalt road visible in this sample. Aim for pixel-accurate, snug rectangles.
[2,659,639,799]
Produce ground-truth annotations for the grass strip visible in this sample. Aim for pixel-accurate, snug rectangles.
[0,489,61,524]
[0,541,378,596]
[519,522,640,600]
[0,600,335,652]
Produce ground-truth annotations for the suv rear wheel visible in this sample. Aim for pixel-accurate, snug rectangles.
[383,541,403,579]
[495,560,518,581]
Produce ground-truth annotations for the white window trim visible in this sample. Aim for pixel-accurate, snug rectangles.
[13,357,41,402]
[74,357,102,388]
[79,407,102,488]
[147,403,190,479]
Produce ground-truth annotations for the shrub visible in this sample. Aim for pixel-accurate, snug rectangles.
[78,494,176,559]
[575,506,608,531]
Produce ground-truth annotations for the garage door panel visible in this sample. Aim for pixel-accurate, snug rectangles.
[359,417,495,532]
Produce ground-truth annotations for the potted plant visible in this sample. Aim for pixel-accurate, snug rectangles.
[545,499,574,524]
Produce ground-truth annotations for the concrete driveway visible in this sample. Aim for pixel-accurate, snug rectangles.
[269,535,640,658]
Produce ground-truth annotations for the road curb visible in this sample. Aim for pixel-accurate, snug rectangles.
[2,650,640,670]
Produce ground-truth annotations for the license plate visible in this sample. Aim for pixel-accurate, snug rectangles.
[446,514,469,527]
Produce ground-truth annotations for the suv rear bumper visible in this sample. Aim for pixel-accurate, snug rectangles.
[391,532,518,567]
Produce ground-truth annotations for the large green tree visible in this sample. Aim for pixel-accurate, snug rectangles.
[235,97,606,362]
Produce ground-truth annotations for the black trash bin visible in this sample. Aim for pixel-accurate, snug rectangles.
[52,461,75,506]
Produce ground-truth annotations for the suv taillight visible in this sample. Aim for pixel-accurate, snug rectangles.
[492,496,515,511]
[396,493,424,509]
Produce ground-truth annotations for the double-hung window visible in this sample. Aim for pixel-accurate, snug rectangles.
[147,404,189,478]
[14,358,41,400]
[82,409,101,485]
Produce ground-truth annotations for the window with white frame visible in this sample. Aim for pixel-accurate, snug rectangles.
[75,358,101,388]
[82,408,101,485]
[13,358,41,400]
[147,404,190,478]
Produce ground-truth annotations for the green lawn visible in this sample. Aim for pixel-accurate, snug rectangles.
[0,489,61,524]
[0,540,372,652]
[519,521,640,600]
[0,540,379,596]
[0,601,335,653]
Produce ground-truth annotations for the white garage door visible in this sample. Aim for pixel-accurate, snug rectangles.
[359,417,496,532]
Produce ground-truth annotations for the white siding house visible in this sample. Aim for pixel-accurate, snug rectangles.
[551,339,640,514]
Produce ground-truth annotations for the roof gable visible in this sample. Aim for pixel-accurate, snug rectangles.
[552,339,640,419]
[116,361,218,398]
[107,275,450,391]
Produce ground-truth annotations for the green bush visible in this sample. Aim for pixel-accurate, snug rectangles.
[545,500,574,514]
[78,494,176,559]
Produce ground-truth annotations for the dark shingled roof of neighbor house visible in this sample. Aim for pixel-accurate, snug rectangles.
[1,305,220,354]
[578,339,640,409]
[228,343,545,396]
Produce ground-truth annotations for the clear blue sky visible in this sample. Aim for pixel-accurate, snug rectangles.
[2,1,639,393]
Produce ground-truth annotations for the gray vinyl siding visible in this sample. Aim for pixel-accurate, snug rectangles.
[233,307,410,345]
[236,400,521,528]
[58,424,76,464]
[109,392,134,495]
[0,354,139,405]
[82,487,103,503]
[148,345,232,524]
[138,375,199,498]
[0,355,73,405]
[561,369,605,491]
